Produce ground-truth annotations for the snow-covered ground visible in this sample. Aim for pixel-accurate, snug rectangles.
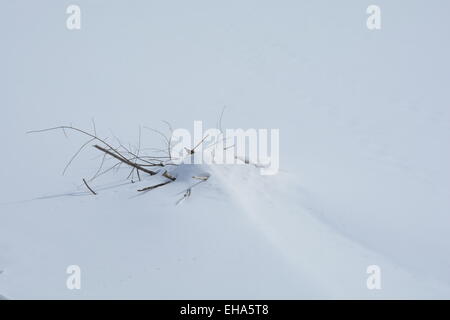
[1,1,450,299]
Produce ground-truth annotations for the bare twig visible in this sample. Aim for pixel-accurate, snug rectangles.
[192,175,209,181]
[185,134,210,155]
[82,178,97,195]
[91,118,97,136]
[161,120,173,160]
[137,180,172,192]
[143,126,171,157]
[90,161,122,180]
[62,137,96,175]
[162,170,176,181]
[217,105,226,134]
[28,122,215,200]
[135,126,142,181]
[93,144,157,176]
[89,153,107,181]
[27,126,127,162]
[176,188,191,205]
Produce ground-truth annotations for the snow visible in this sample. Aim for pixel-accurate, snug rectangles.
[1,1,450,299]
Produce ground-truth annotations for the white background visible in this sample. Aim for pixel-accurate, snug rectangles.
[0,0,449,298]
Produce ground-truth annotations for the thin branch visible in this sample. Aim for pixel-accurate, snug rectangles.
[82,178,97,195]
[161,120,173,160]
[176,188,191,205]
[137,180,172,192]
[162,170,176,181]
[91,161,122,180]
[89,152,107,181]
[91,118,97,136]
[192,175,209,181]
[143,126,170,153]
[136,126,142,181]
[93,144,157,176]
[217,105,227,134]
[186,134,210,155]
[27,126,127,162]
[62,137,96,175]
